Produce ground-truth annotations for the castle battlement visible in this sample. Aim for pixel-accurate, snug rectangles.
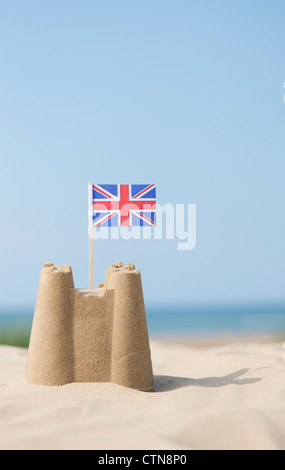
[25,262,154,392]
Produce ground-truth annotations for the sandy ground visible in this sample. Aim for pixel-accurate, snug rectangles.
[0,340,285,450]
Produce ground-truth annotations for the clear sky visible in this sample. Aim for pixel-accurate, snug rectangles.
[1,1,285,308]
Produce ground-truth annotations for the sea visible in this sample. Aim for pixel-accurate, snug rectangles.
[1,303,285,339]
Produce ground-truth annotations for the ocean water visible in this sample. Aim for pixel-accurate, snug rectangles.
[146,304,285,337]
[0,303,285,338]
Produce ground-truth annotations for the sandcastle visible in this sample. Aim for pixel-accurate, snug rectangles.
[25,262,154,392]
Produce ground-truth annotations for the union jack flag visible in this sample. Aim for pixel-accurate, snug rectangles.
[88,184,156,228]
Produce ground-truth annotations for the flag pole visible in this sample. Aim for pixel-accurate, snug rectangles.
[88,182,93,291]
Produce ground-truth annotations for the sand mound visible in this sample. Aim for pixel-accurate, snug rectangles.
[0,341,285,450]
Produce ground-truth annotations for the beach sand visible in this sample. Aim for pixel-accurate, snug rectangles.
[0,340,285,450]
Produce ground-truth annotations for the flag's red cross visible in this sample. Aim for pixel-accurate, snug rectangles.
[93,184,156,227]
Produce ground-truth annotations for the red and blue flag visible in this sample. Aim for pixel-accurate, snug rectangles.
[90,184,156,227]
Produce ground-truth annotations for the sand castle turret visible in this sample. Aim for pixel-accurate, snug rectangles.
[25,262,154,392]
[25,263,75,385]
[106,263,154,392]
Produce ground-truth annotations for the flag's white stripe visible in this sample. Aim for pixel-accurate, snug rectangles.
[93,184,120,200]
[93,211,119,227]
[130,210,156,226]
[131,184,156,199]
[129,184,156,201]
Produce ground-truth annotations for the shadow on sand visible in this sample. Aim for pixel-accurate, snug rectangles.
[154,368,263,392]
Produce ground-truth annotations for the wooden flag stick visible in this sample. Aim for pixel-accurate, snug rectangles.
[88,182,93,291]
[89,227,93,291]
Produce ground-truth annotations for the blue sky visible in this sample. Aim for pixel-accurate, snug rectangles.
[0,1,285,307]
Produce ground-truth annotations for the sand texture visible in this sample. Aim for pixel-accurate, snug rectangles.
[0,341,285,450]
[26,262,154,391]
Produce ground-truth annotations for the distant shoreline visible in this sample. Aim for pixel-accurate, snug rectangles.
[150,332,285,348]
[0,304,285,348]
